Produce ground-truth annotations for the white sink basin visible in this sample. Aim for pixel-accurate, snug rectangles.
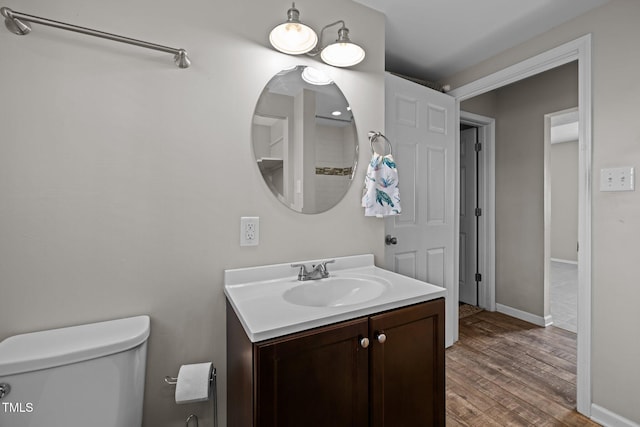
[283,275,390,307]
[224,254,447,342]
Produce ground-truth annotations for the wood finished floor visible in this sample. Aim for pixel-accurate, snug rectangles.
[446,310,600,426]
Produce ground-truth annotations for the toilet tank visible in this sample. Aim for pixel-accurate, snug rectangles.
[0,315,150,427]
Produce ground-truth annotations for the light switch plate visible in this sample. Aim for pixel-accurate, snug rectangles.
[600,167,635,192]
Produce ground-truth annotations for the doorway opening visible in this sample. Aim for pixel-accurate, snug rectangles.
[459,124,479,308]
[545,108,579,333]
[455,67,583,418]
[450,35,591,416]
[458,112,495,314]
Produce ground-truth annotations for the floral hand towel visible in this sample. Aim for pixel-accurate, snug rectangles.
[362,154,402,217]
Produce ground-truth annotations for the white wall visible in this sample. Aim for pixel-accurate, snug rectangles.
[0,1,385,425]
[446,0,640,422]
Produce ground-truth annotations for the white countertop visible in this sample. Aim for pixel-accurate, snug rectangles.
[224,254,447,342]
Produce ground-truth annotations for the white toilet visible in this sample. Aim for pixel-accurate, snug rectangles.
[0,315,150,427]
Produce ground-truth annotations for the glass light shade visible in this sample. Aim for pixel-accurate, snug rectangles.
[320,41,365,67]
[269,22,318,55]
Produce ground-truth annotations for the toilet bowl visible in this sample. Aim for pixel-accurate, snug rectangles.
[0,315,150,427]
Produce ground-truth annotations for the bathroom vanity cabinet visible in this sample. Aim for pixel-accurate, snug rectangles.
[226,298,445,427]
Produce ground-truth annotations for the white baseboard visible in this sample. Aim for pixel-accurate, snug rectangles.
[551,257,578,265]
[496,303,552,327]
[544,314,553,327]
[591,404,640,427]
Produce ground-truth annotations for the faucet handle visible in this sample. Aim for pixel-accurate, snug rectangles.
[321,259,335,269]
[291,263,309,272]
[291,263,309,279]
[318,259,335,277]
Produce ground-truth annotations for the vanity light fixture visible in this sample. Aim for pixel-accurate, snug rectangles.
[269,3,318,55]
[269,3,365,68]
[316,23,365,67]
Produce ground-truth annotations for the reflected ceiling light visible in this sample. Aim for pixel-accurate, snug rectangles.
[269,3,318,55]
[331,110,342,116]
[301,66,333,85]
[269,4,365,68]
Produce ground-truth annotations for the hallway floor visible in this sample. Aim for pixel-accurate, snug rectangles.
[446,311,599,426]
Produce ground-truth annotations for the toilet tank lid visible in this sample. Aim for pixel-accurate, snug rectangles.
[0,315,150,376]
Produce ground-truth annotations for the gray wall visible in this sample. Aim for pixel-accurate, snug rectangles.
[462,61,578,318]
[551,141,579,262]
[450,0,640,422]
[0,1,385,426]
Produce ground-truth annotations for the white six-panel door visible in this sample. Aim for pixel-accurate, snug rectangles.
[384,73,456,346]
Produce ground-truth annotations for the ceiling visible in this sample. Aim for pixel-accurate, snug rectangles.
[352,0,610,82]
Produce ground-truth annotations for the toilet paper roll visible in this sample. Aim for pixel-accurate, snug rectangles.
[175,362,212,404]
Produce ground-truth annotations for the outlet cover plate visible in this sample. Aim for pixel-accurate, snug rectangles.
[240,217,259,246]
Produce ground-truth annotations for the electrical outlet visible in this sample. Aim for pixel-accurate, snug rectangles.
[240,217,259,246]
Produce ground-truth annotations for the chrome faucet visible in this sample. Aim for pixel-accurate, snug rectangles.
[291,259,335,281]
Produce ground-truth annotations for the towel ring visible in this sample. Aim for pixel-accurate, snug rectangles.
[368,131,392,156]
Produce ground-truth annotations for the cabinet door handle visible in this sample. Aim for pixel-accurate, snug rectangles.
[376,332,387,344]
[359,337,370,348]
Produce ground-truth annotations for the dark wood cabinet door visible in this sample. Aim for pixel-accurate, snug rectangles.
[256,318,369,427]
[369,299,445,427]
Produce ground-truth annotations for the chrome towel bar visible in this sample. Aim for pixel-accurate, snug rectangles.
[1,7,190,68]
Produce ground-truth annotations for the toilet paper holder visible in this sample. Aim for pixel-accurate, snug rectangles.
[163,367,216,386]
[164,366,217,427]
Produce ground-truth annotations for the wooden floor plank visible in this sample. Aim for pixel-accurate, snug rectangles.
[448,364,558,426]
[473,313,578,358]
[447,353,581,424]
[447,310,600,426]
[447,371,497,412]
[445,412,470,427]
[455,336,577,407]
[454,320,577,403]
[458,320,577,382]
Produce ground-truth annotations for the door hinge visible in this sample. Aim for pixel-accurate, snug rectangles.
[474,142,482,152]
[475,207,482,217]
[475,273,482,282]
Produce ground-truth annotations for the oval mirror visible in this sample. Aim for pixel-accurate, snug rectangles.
[252,66,358,214]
